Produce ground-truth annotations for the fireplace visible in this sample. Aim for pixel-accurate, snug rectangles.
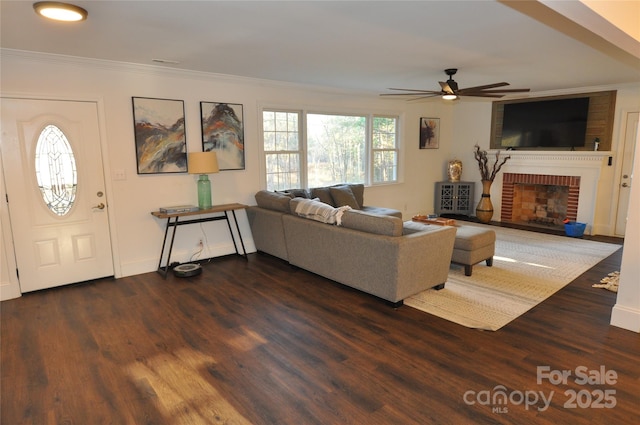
[490,151,607,235]
[501,173,580,228]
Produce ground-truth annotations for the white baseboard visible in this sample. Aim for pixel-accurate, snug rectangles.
[0,280,21,301]
[610,304,640,333]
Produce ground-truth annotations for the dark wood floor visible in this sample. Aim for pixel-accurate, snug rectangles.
[2,232,637,424]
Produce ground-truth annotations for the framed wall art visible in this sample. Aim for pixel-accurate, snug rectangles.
[200,102,245,170]
[420,117,440,149]
[132,97,187,174]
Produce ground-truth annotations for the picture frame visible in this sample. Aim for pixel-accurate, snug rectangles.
[200,102,245,170]
[132,97,187,174]
[420,117,440,149]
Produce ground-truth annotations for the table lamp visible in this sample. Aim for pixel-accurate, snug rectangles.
[188,151,219,210]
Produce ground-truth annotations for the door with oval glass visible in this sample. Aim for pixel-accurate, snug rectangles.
[1,98,114,292]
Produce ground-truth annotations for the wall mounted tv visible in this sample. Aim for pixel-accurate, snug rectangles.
[491,91,616,151]
[496,97,590,149]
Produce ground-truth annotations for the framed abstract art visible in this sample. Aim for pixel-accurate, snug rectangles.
[200,102,245,170]
[132,97,187,174]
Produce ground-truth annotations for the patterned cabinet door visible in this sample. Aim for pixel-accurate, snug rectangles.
[436,182,455,214]
[435,181,475,216]
[456,183,472,212]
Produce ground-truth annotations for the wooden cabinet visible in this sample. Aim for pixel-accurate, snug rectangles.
[435,181,475,216]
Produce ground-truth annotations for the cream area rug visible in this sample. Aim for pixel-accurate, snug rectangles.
[405,223,621,331]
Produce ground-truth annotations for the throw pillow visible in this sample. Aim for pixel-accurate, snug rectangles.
[346,184,365,207]
[278,188,309,199]
[309,187,335,206]
[329,185,360,209]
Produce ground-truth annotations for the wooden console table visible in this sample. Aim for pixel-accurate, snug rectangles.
[151,203,248,278]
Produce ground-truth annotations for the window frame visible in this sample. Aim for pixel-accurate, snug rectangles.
[260,106,401,191]
[261,109,306,191]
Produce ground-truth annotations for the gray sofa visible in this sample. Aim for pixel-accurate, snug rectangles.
[246,185,456,306]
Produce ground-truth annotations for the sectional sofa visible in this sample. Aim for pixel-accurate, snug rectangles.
[246,184,457,306]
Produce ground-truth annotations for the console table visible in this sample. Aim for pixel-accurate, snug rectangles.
[151,203,248,277]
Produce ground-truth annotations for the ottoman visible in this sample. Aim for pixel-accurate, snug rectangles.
[452,225,496,276]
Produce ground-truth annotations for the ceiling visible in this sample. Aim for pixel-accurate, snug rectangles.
[1,1,639,97]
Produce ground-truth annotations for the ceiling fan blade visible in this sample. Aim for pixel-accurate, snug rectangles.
[407,94,444,102]
[439,81,454,93]
[380,92,442,97]
[459,93,505,98]
[473,88,531,94]
[457,82,510,93]
[386,88,441,93]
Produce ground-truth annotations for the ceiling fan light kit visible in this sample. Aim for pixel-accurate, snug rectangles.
[382,68,530,101]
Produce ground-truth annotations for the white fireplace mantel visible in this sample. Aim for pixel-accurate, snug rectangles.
[491,151,609,234]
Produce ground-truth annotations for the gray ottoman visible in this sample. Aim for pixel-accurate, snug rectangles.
[452,225,496,276]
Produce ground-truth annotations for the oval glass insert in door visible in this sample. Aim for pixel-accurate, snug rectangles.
[34,124,78,216]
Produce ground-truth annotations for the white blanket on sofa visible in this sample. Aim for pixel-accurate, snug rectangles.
[294,198,351,225]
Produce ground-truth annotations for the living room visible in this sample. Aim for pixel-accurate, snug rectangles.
[1,1,639,423]
[1,0,638,319]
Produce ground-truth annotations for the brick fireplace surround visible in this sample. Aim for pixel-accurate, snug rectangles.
[488,151,608,235]
[500,173,580,224]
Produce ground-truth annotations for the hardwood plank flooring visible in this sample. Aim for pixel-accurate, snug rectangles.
[2,232,637,424]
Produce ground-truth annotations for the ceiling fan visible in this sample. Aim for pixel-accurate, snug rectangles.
[381,68,530,101]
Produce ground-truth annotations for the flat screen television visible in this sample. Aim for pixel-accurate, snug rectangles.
[497,97,590,149]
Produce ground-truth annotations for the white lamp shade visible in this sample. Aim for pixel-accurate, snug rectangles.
[188,152,219,174]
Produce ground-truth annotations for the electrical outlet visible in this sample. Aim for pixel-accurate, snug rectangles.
[198,239,203,248]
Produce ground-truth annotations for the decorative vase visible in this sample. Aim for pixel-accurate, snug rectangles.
[447,159,462,182]
[476,179,494,223]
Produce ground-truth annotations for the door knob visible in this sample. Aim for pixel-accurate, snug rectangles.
[93,203,105,209]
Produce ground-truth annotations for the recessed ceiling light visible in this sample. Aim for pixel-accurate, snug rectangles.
[33,2,88,22]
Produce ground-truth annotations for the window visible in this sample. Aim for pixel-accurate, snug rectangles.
[262,110,398,191]
[262,111,302,191]
[35,124,78,216]
[372,116,398,183]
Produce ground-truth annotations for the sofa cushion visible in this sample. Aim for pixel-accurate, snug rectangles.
[309,187,335,206]
[329,185,360,209]
[361,206,402,219]
[341,210,403,237]
[254,190,291,212]
[291,198,351,225]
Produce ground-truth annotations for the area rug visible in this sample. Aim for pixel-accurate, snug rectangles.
[405,224,621,331]
[593,271,620,293]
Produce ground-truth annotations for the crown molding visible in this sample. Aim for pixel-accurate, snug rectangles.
[0,48,373,97]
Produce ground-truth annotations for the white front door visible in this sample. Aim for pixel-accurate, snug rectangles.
[615,112,639,236]
[1,98,114,292]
